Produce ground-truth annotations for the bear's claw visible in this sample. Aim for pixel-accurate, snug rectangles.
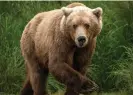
[80,82,99,94]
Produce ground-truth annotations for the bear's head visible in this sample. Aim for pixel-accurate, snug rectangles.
[61,6,103,48]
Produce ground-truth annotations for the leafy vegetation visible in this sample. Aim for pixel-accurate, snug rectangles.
[0,1,133,95]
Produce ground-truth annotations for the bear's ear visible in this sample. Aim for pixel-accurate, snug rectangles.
[61,7,73,16]
[92,7,103,18]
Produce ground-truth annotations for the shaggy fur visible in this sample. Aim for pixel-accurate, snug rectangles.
[20,2,102,95]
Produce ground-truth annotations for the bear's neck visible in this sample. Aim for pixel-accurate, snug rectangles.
[55,15,75,50]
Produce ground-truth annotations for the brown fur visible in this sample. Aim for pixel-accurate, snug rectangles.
[66,2,85,8]
[20,2,102,95]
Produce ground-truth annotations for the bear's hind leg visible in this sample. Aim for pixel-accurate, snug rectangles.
[30,67,49,95]
[23,55,49,95]
[20,77,33,95]
[20,62,33,95]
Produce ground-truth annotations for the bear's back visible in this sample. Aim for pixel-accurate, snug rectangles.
[24,9,62,38]
[21,9,63,59]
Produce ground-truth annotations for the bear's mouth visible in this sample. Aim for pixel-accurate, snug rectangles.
[75,41,87,48]
[79,41,84,47]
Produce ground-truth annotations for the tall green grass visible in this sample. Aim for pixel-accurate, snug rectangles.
[0,1,133,95]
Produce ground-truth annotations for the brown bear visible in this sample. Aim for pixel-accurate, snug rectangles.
[20,2,103,95]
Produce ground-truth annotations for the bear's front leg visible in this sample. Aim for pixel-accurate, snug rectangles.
[48,45,96,94]
[65,88,79,95]
[65,38,99,95]
[48,56,84,93]
[64,63,97,95]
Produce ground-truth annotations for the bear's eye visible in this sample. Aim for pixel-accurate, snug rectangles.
[73,24,77,29]
[84,23,90,29]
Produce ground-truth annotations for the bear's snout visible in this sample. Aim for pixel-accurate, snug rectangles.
[75,35,88,48]
[77,36,86,46]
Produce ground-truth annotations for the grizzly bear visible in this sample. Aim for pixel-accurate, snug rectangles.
[20,2,103,95]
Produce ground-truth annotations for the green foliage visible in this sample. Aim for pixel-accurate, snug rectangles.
[0,1,133,95]
[88,2,133,93]
[50,90,128,95]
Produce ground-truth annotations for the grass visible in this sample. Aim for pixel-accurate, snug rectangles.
[52,91,128,95]
[0,1,133,95]
[0,91,128,95]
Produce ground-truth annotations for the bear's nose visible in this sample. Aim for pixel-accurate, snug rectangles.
[78,36,86,43]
